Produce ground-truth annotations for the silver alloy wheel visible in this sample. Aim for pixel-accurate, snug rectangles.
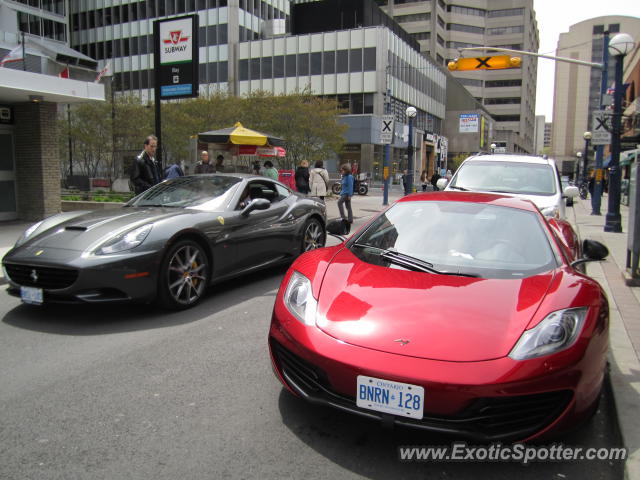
[166,243,208,306]
[303,220,325,252]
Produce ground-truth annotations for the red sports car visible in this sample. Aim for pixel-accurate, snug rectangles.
[268,192,609,442]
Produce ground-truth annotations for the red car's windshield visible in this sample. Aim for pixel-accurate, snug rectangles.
[351,201,558,279]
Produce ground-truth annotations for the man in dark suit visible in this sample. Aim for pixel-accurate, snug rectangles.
[130,135,162,194]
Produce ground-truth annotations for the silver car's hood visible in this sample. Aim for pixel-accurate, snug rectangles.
[21,207,192,252]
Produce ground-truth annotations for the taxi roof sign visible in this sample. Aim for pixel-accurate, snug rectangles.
[448,55,521,71]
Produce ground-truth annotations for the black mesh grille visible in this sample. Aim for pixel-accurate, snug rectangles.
[271,339,573,441]
[4,263,78,289]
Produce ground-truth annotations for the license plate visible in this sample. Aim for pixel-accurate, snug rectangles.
[20,286,43,305]
[356,375,424,419]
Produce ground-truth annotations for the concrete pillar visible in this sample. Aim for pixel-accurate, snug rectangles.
[14,102,61,221]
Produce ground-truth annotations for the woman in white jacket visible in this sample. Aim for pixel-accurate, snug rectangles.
[308,160,330,201]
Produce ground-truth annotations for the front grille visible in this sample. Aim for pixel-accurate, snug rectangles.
[4,263,79,289]
[271,339,573,441]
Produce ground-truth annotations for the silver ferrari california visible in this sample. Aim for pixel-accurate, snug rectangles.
[2,174,327,309]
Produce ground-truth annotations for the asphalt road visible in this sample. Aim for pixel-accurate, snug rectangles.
[0,266,625,480]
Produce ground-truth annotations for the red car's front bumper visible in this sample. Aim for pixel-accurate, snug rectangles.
[268,302,607,443]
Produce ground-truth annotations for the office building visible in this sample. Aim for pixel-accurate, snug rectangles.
[551,16,640,175]
[378,0,539,154]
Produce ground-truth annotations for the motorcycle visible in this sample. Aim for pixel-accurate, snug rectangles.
[331,175,369,195]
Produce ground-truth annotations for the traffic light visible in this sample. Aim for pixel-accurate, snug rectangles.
[447,55,522,71]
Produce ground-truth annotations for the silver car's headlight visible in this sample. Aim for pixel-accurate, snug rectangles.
[540,205,560,218]
[95,224,152,255]
[15,220,44,247]
[283,271,317,326]
[509,307,588,360]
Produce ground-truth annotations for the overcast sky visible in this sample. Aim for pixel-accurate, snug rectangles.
[534,0,640,121]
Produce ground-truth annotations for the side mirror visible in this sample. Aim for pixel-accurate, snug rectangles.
[241,198,270,216]
[564,185,579,198]
[570,239,609,269]
[326,218,349,242]
[436,178,448,190]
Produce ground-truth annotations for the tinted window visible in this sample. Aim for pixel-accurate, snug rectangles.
[130,176,241,208]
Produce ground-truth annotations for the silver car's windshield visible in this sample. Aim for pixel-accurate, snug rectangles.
[128,176,241,208]
[350,201,557,279]
[450,161,557,196]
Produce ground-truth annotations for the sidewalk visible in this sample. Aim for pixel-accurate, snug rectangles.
[568,196,640,480]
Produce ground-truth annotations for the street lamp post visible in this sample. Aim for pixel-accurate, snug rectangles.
[581,131,592,185]
[405,106,417,195]
[576,151,583,182]
[490,142,496,154]
[605,33,635,233]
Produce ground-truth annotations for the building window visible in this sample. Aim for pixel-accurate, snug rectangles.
[285,54,296,77]
[448,5,486,17]
[336,49,348,73]
[608,23,620,33]
[493,115,521,122]
[363,47,376,71]
[261,56,272,78]
[298,53,309,75]
[437,15,445,28]
[458,78,483,87]
[412,32,431,41]
[593,25,604,35]
[395,13,430,23]
[487,25,524,36]
[349,49,362,72]
[484,97,521,105]
[323,51,335,74]
[273,55,284,78]
[485,79,521,87]
[447,23,485,35]
[311,52,322,75]
[487,8,524,18]
[447,41,482,49]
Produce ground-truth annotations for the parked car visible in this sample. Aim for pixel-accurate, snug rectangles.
[437,154,579,220]
[3,174,326,310]
[269,191,609,442]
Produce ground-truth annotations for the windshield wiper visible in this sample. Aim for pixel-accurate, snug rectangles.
[352,243,479,277]
[448,185,469,191]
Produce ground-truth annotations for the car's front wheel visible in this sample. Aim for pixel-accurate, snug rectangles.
[157,239,210,310]
[301,218,326,253]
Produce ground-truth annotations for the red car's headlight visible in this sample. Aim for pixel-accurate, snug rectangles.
[283,271,318,326]
[509,307,588,360]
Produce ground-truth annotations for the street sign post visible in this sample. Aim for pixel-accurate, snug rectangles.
[591,110,612,145]
[380,115,394,144]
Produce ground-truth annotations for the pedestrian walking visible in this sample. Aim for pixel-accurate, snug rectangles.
[263,160,279,181]
[130,134,162,195]
[430,171,441,191]
[195,150,215,174]
[420,170,429,192]
[337,163,354,224]
[309,160,330,201]
[295,160,310,194]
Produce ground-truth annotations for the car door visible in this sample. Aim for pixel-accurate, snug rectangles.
[224,180,290,272]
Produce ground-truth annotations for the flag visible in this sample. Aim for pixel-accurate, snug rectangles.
[58,67,69,78]
[0,45,23,67]
[95,60,111,83]
[606,83,615,95]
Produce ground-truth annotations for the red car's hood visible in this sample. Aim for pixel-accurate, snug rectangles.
[315,249,554,362]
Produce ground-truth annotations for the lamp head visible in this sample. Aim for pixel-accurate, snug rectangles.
[609,33,635,57]
[406,106,417,118]
[576,151,583,158]
[583,131,592,141]
[490,143,496,149]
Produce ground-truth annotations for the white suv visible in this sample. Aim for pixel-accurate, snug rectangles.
[438,154,579,220]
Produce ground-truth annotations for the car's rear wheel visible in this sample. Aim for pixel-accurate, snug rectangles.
[157,239,210,310]
[331,182,341,195]
[301,218,326,253]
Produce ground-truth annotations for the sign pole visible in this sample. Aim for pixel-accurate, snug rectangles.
[591,31,609,215]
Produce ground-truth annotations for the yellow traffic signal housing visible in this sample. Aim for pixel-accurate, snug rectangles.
[448,55,522,71]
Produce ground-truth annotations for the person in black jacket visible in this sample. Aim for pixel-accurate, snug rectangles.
[130,135,162,194]
[295,160,310,194]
